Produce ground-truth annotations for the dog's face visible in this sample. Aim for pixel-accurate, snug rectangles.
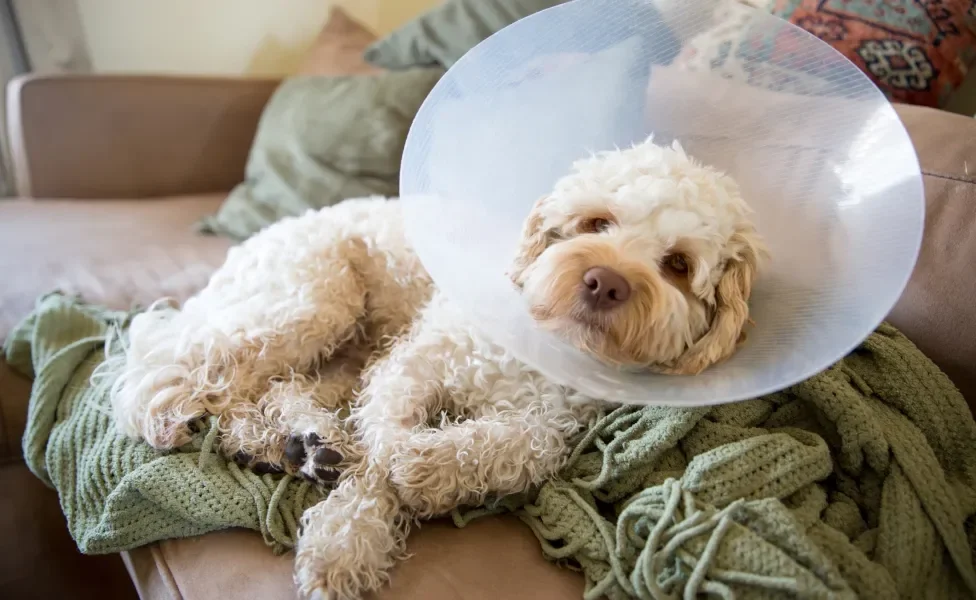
[509,140,768,375]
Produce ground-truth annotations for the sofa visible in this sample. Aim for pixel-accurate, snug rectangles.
[1,72,974,599]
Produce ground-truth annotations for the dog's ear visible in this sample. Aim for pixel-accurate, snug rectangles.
[509,195,553,287]
[670,230,767,374]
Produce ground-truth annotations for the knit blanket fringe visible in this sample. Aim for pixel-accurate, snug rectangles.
[454,325,976,599]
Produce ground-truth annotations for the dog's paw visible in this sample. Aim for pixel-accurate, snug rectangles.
[231,450,285,475]
[140,413,200,450]
[295,486,404,600]
[284,432,344,485]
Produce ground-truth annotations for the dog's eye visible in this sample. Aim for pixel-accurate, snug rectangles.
[664,253,688,273]
[580,218,612,234]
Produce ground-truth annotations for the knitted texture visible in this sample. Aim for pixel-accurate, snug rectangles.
[455,325,976,599]
[5,293,324,555]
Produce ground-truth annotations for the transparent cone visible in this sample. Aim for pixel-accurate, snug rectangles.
[400,0,923,405]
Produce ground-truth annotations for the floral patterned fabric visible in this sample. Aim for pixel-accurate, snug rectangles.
[772,0,976,106]
[672,0,842,96]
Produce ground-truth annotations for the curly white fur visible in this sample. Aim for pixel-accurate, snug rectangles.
[106,197,429,457]
[107,138,766,599]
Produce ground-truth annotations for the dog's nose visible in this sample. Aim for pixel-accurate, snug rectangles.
[582,267,631,310]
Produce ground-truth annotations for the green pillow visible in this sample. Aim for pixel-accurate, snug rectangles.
[200,68,443,241]
[364,0,567,70]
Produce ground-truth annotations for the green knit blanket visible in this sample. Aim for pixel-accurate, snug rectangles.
[6,293,324,554]
[9,294,976,598]
[455,324,976,598]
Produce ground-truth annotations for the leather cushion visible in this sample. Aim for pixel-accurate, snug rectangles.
[888,104,976,408]
[124,517,583,600]
[0,194,232,343]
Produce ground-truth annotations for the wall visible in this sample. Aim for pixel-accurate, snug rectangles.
[74,0,441,77]
[374,0,440,37]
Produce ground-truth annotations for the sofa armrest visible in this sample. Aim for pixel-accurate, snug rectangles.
[6,74,280,199]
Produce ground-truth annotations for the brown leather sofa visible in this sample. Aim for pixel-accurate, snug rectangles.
[1,74,974,600]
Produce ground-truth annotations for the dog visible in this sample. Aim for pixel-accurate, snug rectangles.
[107,138,766,599]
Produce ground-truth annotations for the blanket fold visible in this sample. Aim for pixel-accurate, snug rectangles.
[9,293,976,598]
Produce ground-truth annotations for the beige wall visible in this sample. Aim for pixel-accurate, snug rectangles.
[374,0,440,36]
[74,0,441,77]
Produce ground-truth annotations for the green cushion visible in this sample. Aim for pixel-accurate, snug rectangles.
[364,0,567,70]
[200,68,442,241]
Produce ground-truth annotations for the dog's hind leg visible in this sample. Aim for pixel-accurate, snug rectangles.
[110,212,371,450]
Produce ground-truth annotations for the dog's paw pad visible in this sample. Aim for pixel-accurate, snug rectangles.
[284,432,344,486]
[309,446,343,483]
[312,466,340,483]
[231,450,284,475]
[252,461,284,475]
[232,450,252,466]
[284,435,307,464]
[313,446,343,466]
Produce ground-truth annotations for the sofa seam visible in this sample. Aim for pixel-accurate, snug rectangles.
[922,170,976,185]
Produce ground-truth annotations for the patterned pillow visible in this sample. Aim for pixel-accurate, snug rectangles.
[771,0,976,107]
[670,0,839,96]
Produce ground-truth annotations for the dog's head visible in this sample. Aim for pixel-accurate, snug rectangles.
[508,139,768,374]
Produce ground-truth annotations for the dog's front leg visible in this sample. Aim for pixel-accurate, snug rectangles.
[294,461,404,600]
[294,295,462,600]
[388,400,581,516]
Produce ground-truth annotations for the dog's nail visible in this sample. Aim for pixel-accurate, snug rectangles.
[313,447,343,466]
[232,450,252,466]
[305,432,322,447]
[252,461,283,475]
[284,436,307,464]
[313,466,340,483]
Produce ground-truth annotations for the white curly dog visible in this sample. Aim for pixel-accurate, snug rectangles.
[108,138,766,599]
